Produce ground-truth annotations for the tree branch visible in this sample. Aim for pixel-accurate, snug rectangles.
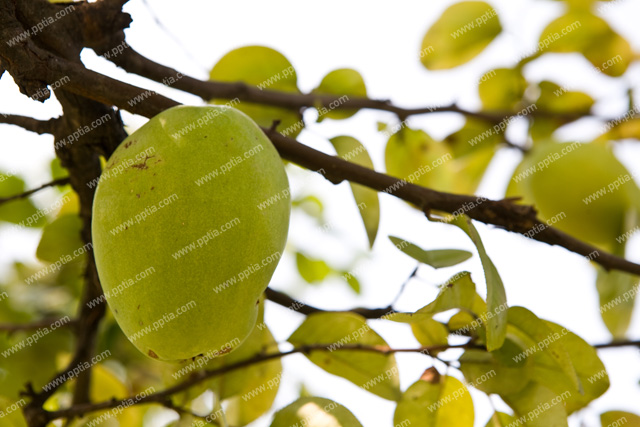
[0,177,70,206]
[23,52,640,278]
[0,114,55,135]
[0,317,77,333]
[265,287,394,318]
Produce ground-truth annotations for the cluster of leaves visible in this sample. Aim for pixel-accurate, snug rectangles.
[1,0,640,426]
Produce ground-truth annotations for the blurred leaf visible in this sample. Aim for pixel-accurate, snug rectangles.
[410,317,449,348]
[209,46,303,137]
[36,214,84,263]
[292,195,324,221]
[444,118,501,157]
[50,158,69,181]
[460,337,534,395]
[536,81,594,115]
[601,411,640,427]
[296,252,332,284]
[539,12,632,77]
[343,273,361,294]
[596,266,638,339]
[394,373,474,427]
[485,412,518,427]
[385,127,455,193]
[0,396,28,427]
[502,382,568,427]
[313,69,366,121]
[288,312,401,401]
[0,174,44,227]
[420,1,502,70]
[330,136,379,247]
[389,236,472,268]
[478,68,526,111]
[270,397,362,427]
[450,216,507,351]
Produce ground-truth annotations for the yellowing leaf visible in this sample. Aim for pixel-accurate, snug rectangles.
[270,397,362,427]
[394,374,474,427]
[536,81,594,115]
[296,252,332,284]
[209,46,303,137]
[288,312,400,401]
[539,12,632,77]
[421,1,502,70]
[330,136,379,247]
[410,317,449,348]
[601,411,640,427]
[389,236,472,268]
[485,411,518,427]
[478,68,526,111]
[313,69,366,121]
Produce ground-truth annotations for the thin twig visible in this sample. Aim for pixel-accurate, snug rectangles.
[0,114,55,135]
[0,177,70,205]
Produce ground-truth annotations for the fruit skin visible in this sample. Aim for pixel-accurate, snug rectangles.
[507,141,640,251]
[92,105,290,362]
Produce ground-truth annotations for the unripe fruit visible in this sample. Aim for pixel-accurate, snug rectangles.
[92,106,290,361]
[507,141,640,251]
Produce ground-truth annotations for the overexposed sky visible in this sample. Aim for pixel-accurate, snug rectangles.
[1,1,640,426]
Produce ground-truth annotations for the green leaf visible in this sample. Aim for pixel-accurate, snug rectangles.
[296,252,332,284]
[209,45,303,137]
[313,69,366,121]
[532,321,609,413]
[450,216,507,351]
[384,127,455,193]
[536,81,594,115]
[459,337,534,395]
[50,158,69,181]
[507,307,581,393]
[0,173,44,227]
[601,411,640,427]
[387,271,486,323]
[344,273,361,294]
[35,214,84,263]
[478,68,526,111]
[410,317,449,348]
[596,266,638,339]
[270,397,362,427]
[288,312,401,401]
[330,136,379,247]
[394,372,474,427]
[502,382,569,427]
[420,1,502,70]
[443,118,501,157]
[389,236,472,268]
[292,195,324,221]
[484,412,518,427]
[539,12,632,77]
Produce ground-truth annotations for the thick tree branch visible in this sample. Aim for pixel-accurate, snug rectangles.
[0,114,55,135]
[23,53,640,277]
[265,287,394,318]
[0,177,70,206]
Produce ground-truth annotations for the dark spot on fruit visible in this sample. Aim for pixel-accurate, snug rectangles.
[130,154,156,170]
[204,135,208,138]
[148,350,158,359]
[136,194,140,198]
[256,299,260,305]
[137,304,140,310]
[124,140,133,148]
[151,186,155,190]
[219,346,233,356]
[139,320,143,326]
[114,309,118,314]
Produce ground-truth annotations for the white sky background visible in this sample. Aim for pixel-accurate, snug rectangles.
[1,0,640,426]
